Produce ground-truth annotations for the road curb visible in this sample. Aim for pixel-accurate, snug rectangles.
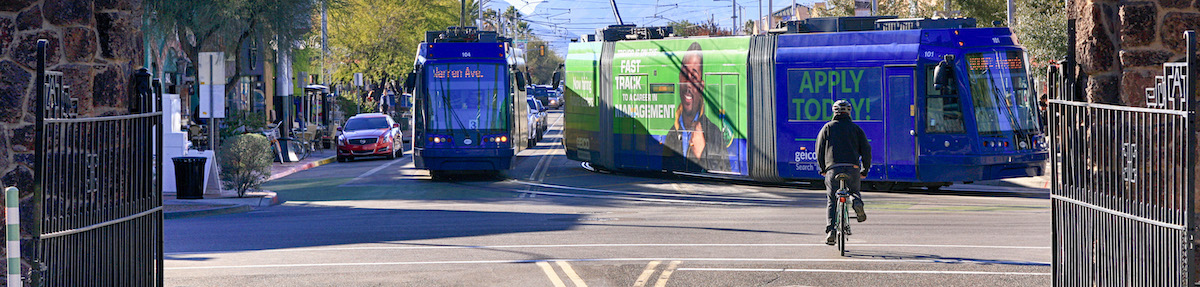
[164,204,253,219]
[268,155,337,181]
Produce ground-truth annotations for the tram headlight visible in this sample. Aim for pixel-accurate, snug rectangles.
[432,137,441,143]
[500,136,508,142]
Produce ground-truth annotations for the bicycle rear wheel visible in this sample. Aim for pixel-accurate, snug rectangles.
[838,201,848,256]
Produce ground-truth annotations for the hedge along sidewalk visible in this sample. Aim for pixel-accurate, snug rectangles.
[268,149,337,181]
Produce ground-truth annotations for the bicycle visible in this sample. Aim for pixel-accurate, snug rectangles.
[833,173,855,256]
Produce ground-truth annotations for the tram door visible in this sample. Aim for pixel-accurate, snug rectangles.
[885,67,917,180]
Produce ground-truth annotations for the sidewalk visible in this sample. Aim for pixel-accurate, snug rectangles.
[164,149,338,219]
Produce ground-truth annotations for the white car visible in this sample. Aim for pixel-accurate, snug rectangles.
[526,98,547,148]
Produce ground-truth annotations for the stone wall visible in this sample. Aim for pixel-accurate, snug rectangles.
[1074,0,1200,105]
[0,0,143,281]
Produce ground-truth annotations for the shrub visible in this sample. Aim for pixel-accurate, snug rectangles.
[219,133,273,197]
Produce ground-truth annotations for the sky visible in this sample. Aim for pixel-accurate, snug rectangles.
[484,0,825,54]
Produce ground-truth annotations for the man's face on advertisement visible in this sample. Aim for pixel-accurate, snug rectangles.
[680,53,703,115]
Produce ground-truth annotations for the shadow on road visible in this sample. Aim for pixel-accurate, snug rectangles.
[165,205,585,255]
[844,250,1050,266]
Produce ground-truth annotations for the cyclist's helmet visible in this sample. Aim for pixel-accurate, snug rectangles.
[832,100,852,114]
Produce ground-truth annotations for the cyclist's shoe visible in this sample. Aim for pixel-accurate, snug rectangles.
[853,202,867,222]
[844,225,852,236]
[824,231,837,245]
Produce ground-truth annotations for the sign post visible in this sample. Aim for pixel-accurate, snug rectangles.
[199,52,226,151]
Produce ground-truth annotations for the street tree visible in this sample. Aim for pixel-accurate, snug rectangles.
[149,0,321,95]
[669,19,736,37]
[526,40,563,85]
[1011,0,1066,87]
[327,0,459,93]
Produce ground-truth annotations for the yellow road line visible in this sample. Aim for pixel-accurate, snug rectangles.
[536,261,567,287]
[652,261,681,287]
[632,261,661,287]
[556,261,589,287]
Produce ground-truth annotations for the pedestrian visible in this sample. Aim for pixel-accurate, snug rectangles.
[1037,93,1048,133]
[815,100,872,245]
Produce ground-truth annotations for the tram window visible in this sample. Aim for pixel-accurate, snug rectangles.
[926,65,956,96]
[926,97,965,133]
[926,65,964,133]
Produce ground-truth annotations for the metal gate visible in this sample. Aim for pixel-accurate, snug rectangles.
[1048,32,1197,285]
[29,39,164,286]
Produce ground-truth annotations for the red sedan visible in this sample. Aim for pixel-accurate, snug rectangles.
[336,113,402,162]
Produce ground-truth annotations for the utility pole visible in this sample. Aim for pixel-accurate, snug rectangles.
[732,0,738,33]
[757,0,762,34]
[1007,0,1015,26]
[321,2,328,85]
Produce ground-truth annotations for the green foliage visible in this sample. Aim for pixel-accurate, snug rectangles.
[669,20,736,37]
[526,40,564,85]
[220,111,268,140]
[219,133,274,197]
[336,91,377,119]
[149,0,323,90]
[813,0,1004,25]
[1011,0,1067,89]
[328,0,459,87]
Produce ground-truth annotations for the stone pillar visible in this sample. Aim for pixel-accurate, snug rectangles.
[1072,0,1200,106]
[0,0,144,282]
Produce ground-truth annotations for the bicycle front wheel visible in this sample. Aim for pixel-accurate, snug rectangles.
[838,201,848,256]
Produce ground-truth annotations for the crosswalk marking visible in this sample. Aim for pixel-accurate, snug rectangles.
[556,261,589,287]
[652,261,681,287]
[632,261,660,287]
[536,261,567,287]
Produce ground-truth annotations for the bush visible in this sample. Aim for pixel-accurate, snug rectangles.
[219,133,274,197]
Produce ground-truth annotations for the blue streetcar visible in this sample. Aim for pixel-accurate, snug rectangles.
[405,27,531,179]
[563,17,1048,189]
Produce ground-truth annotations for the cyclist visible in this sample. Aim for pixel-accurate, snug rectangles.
[815,100,871,245]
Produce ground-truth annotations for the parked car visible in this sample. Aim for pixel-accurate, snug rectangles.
[526,98,547,148]
[336,113,402,162]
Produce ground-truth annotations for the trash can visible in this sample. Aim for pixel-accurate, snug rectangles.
[172,157,207,199]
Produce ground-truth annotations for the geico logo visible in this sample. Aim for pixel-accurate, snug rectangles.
[794,151,818,162]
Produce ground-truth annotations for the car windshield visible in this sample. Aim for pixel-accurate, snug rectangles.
[344,117,389,131]
[966,50,1039,135]
[527,99,538,109]
[530,88,548,99]
[425,63,508,130]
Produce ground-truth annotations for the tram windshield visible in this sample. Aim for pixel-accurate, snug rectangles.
[966,51,1039,135]
[425,63,509,130]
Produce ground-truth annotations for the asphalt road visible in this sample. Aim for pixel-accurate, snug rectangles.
[165,111,1051,286]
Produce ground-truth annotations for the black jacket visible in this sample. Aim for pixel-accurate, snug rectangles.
[664,115,730,173]
[815,114,871,173]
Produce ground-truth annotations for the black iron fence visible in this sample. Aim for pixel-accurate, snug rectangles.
[1048,32,1198,285]
[30,39,164,286]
